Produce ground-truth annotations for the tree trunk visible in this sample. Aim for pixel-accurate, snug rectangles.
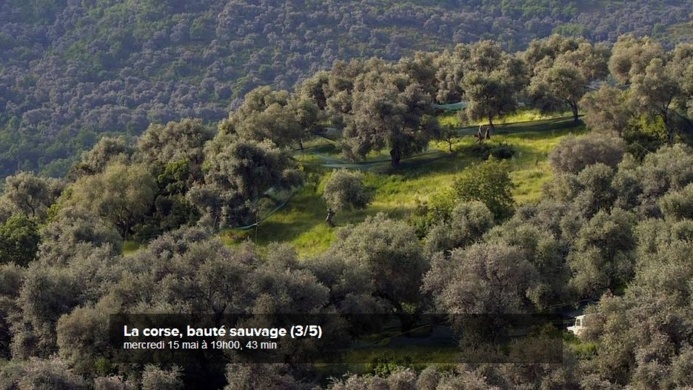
[390,147,401,168]
[390,300,419,337]
[571,102,579,123]
[325,208,335,227]
[663,112,675,145]
[488,115,495,130]
[24,199,36,218]
[398,313,418,338]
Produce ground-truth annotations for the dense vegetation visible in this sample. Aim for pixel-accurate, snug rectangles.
[0,0,693,389]
[1,0,693,177]
[2,5,693,387]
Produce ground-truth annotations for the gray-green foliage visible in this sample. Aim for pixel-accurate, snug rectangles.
[0,263,24,359]
[114,227,255,314]
[135,118,213,167]
[543,163,618,219]
[631,57,685,145]
[322,169,372,226]
[51,228,336,382]
[141,365,183,390]
[38,206,122,265]
[574,163,618,217]
[632,219,693,302]
[132,119,213,236]
[221,86,321,150]
[398,51,439,100]
[485,218,571,311]
[610,144,693,217]
[342,71,439,167]
[325,213,427,314]
[0,358,88,390]
[0,172,64,221]
[636,144,693,200]
[66,163,157,239]
[298,71,330,110]
[108,227,329,315]
[423,242,538,315]
[433,45,469,103]
[549,135,626,174]
[424,201,495,257]
[94,376,137,390]
[659,183,693,220]
[609,35,666,85]
[328,366,506,390]
[568,209,637,299]
[223,364,301,390]
[461,41,527,128]
[70,136,134,178]
[608,36,691,145]
[576,217,693,388]
[525,35,609,122]
[56,301,114,377]
[322,170,371,212]
[581,293,693,388]
[188,137,302,230]
[580,85,635,137]
[306,250,390,329]
[12,244,121,359]
[12,263,91,358]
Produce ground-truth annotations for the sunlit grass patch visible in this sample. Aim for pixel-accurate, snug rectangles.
[224,115,587,258]
[512,164,552,204]
[438,111,460,127]
[122,241,141,255]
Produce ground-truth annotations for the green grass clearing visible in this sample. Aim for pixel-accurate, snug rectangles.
[228,116,586,258]
[438,108,572,128]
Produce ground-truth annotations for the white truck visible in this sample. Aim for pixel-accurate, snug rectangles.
[568,314,587,336]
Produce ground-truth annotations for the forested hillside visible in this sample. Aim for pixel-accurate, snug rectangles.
[1,27,693,387]
[1,0,692,177]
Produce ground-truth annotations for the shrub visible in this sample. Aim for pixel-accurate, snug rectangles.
[549,134,626,174]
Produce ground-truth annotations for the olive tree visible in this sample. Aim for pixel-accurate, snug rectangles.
[342,71,439,167]
[659,183,693,220]
[460,41,527,130]
[0,358,88,390]
[38,206,122,265]
[0,214,40,266]
[549,134,626,174]
[70,136,134,178]
[135,118,213,169]
[1,172,64,221]
[568,209,637,299]
[452,159,516,221]
[525,36,609,123]
[423,201,495,257]
[187,137,302,230]
[325,213,428,331]
[322,169,372,227]
[423,242,538,315]
[66,163,157,239]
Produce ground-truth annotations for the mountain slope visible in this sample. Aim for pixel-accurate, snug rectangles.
[0,0,691,177]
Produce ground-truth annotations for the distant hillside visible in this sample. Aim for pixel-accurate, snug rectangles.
[0,0,691,177]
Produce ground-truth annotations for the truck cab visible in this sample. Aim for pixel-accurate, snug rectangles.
[568,314,587,336]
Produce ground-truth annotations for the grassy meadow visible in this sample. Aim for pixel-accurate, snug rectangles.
[225,111,587,258]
